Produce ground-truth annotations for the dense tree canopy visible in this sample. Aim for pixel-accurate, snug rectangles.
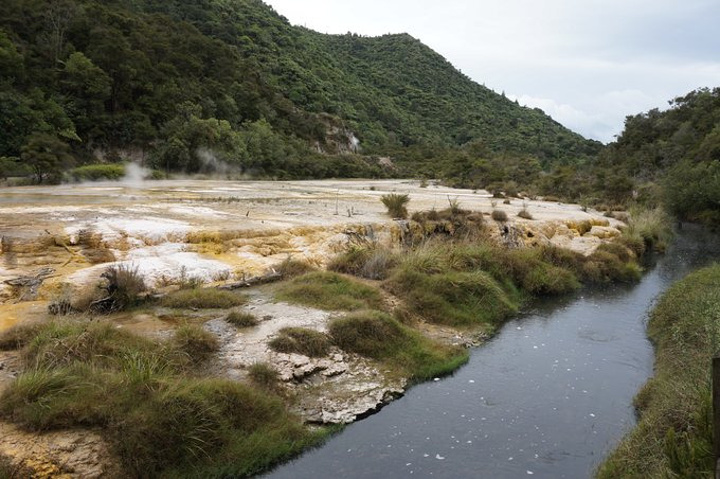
[0,0,599,181]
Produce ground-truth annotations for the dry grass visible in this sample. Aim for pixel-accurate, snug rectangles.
[226,311,259,328]
[268,328,332,357]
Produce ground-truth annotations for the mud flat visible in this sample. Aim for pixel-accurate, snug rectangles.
[0,179,623,477]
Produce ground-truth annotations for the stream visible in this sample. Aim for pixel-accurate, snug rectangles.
[265,226,720,479]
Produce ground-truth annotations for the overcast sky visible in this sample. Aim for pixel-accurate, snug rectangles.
[263,0,720,143]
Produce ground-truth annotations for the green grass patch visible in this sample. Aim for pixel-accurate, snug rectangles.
[596,264,720,478]
[384,267,520,328]
[268,328,332,357]
[170,324,220,365]
[275,271,384,311]
[329,310,468,381]
[0,319,323,478]
[162,288,246,309]
[225,311,259,328]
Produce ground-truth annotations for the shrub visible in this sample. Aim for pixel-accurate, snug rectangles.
[93,264,146,312]
[275,272,384,311]
[268,328,332,357]
[162,288,246,309]
[380,193,410,219]
[491,209,508,222]
[329,310,468,380]
[226,311,259,328]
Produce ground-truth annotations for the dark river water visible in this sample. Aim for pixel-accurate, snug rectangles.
[264,226,720,479]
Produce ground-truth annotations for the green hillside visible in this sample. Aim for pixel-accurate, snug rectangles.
[597,87,720,224]
[0,0,600,181]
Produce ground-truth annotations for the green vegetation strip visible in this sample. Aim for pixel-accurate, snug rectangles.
[275,271,384,311]
[0,320,326,478]
[330,310,468,381]
[597,264,720,478]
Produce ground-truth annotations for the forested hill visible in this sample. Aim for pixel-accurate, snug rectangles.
[598,87,720,224]
[0,0,601,180]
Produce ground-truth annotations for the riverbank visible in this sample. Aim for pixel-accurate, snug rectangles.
[0,180,661,477]
[597,263,720,478]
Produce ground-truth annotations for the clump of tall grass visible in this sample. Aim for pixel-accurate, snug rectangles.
[248,362,281,391]
[170,324,219,364]
[225,311,259,328]
[517,208,533,220]
[621,206,673,253]
[275,272,384,311]
[328,244,398,280]
[380,193,410,219]
[0,319,323,477]
[597,265,720,478]
[93,264,147,312]
[268,328,332,357]
[161,287,246,309]
[329,310,468,381]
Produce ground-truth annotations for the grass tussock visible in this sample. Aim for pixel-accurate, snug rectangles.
[384,266,520,329]
[329,310,468,381]
[93,264,147,313]
[517,208,533,220]
[0,319,323,478]
[622,206,674,254]
[275,272,384,311]
[248,362,281,391]
[491,209,508,222]
[381,193,410,219]
[597,264,720,478]
[170,324,219,364]
[409,208,485,242]
[268,328,332,358]
[162,287,246,309]
[327,244,398,280]
[276,256,316,279]
[225,311,259,328]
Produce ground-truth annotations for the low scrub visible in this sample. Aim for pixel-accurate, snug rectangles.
[597,265,720,478]
[162,288,246,309]
[275,272,384,311]
[225,311,258,328]
[268,327,332,357]
[329,310,468,381]
[0,319,323,478]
